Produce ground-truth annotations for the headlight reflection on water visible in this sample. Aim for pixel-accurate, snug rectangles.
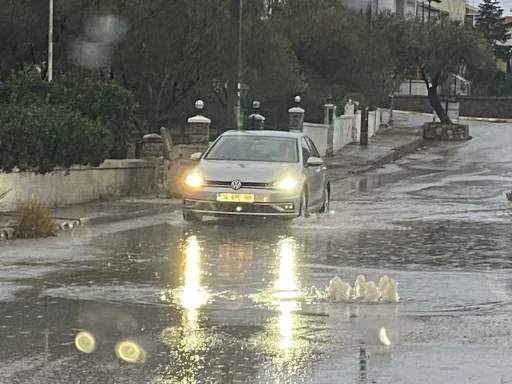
[274,238,301,352]
[161,234,209,354]
[178,235,207,327]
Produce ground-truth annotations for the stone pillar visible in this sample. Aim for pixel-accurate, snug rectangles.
[248,101,265,130]
[140,133,164,194]
[289,96,305,132]
[140,133,164,158]
[187,100,211,145]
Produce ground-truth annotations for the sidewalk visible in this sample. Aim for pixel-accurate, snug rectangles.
[324,125,424,177]
[0,196,181,240]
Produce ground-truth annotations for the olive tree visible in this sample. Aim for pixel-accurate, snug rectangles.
[381,18,492,124]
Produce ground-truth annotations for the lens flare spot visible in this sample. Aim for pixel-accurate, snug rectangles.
[379,327,393,346]
[74,331,96,354]
[115,340,146,364]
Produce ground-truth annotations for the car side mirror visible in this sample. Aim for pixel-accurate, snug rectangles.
[307,156,323,167]
[190,152,202,161]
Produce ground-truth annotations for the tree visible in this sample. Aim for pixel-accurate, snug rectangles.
[274,0,398,118]
[476,0,510,60]
[384,19,492,124]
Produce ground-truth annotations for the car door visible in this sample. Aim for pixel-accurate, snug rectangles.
[305,136,327,207]
[301,137,321,207]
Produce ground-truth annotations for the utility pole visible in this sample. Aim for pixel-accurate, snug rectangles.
[226,0,243,131]
[48,0,54,82]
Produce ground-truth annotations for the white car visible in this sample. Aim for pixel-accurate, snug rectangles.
[181,130,330,222]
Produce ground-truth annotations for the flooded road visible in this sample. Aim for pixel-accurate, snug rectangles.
[1,118,512,383]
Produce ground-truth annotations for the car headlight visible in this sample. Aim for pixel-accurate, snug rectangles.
[185,173,203,188]
[276,176,298,190]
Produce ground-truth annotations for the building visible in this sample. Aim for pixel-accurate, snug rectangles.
[339,0,464,21]
[464,2,479,26]
[495,16,512,73]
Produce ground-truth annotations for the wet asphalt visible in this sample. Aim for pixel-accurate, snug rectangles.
[1,116,512,383]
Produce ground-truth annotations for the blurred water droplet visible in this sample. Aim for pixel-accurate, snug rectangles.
[84,15,129,44]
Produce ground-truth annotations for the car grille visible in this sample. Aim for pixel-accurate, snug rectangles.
[204,180,270,189]
[190,201,293,214]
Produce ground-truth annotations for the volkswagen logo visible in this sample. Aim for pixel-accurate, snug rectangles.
[231,180,242,190]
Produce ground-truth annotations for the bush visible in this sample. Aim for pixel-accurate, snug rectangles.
[16,200,56,238]
[0,104,112,174]
[0,68,138,159]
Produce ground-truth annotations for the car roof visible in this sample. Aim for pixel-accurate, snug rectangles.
[220,130,304,139]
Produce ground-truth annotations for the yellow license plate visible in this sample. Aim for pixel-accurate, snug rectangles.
[217,193,254,203]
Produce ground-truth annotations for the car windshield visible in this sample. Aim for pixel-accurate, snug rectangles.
[205,135,299,163]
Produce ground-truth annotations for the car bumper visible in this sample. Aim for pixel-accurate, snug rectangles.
[182,187,301,217]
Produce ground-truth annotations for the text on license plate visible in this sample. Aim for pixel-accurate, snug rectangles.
[217,193,254,203]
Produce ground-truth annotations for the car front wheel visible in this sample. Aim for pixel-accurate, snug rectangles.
[320,185,330,213]
[299,190,309,218]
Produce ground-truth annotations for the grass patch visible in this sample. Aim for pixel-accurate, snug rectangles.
[16,200,56,238]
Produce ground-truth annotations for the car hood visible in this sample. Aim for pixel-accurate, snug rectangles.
[196,160,302,183]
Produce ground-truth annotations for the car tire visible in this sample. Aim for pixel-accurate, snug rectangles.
[300,190,309,218]
[183,211,202,223]
[320,185,330,213]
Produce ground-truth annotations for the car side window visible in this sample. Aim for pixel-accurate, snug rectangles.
[306,137,321,158]
[301,138,311,165]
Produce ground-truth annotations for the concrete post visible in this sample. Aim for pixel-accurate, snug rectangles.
[289,96,305,132]
[248,100,265,130]
[323,103,336,156]
[187,100,211,145]
[360,107,369,146]
[323,103,336,125]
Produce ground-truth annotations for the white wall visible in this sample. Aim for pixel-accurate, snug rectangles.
[303,123,329,157]
[333,116,354,153]
[0,160,157,213]
[303,108,390,157]
[368,111,377,138]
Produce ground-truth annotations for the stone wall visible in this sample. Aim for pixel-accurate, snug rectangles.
[423,122,470,141]
[0,160,157,213]
[393,95,512,118]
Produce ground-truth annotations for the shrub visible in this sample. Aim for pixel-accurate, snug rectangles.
[0,68,138,159]
[0,104,112,174]
[16,200,56,238]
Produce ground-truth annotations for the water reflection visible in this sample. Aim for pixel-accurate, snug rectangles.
[253,236,316,382]
[178,235,207,328]
[158,234,210,383]
[274,237,300,351]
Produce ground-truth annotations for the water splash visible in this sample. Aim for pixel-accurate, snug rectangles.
[308,274,400,304]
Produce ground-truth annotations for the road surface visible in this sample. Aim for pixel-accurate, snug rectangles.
[1,116,512,383]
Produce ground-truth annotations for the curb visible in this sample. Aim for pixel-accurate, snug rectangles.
[325,136,424,173]
[78,204,180,226]
[393,110,511,123]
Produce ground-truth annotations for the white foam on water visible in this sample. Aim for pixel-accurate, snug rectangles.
[307,274,400,304]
